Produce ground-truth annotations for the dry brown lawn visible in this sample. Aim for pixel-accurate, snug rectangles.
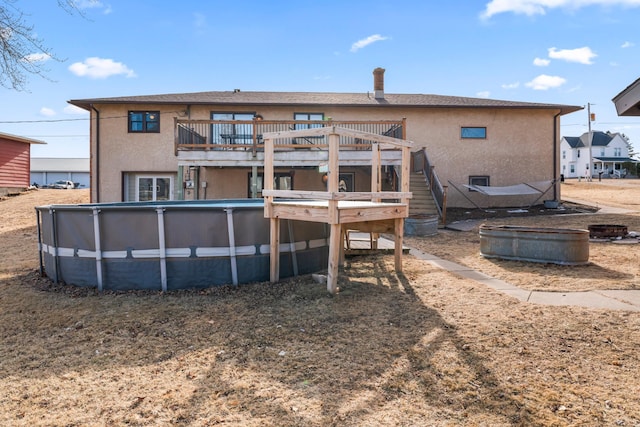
[0,182,639,426]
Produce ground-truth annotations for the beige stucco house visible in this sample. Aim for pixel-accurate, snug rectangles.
[68,69,581,212]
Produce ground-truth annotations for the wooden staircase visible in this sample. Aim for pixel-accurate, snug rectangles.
[409,171,439,217]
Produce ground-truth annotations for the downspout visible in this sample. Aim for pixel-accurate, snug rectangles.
[553,110,562,202]
[90,104,101,203]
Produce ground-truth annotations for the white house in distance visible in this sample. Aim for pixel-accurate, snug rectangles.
[560,131,635,179]
[30,158,90,188]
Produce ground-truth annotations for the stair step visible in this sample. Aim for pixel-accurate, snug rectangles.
[408,170,439,218]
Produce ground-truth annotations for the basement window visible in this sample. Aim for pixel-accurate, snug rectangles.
[461,127,486,139]
[468,175,489,191]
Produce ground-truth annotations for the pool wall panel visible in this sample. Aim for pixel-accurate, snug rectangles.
[36,200,329,290]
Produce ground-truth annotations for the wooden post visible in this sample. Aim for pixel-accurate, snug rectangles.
[394,217,404,273]
[264,136,280,282]
[326,130,341,293]
[339,225,345,266]
[401,146,411,205]
[270,217,280,283]
[264,138,274,218]
[327,130,340,224]
[327,223,342,294]
[371,142,381,202]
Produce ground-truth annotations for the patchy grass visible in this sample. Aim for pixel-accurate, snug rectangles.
[0,186,639,426]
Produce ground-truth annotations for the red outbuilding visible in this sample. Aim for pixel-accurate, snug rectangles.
[0,131,46,196]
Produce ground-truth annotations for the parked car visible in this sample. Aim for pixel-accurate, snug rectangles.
[52,180,75,189]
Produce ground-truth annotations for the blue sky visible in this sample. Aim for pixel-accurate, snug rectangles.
[2,0,640,158]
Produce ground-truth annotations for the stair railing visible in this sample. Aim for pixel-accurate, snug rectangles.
[411,148,447,224]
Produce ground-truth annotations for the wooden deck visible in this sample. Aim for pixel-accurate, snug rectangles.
[262,126,413,294]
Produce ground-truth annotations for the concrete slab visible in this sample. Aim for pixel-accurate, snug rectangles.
[426,259,474,272]
[598,290,640,308]
[476,278,522,291]
[409,248,442,261]
[499,289,532,302]
[404,243,640,312]
[528,291,640,311]
[455,270,494,282]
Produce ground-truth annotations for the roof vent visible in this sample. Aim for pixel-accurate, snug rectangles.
[373,68,385,99]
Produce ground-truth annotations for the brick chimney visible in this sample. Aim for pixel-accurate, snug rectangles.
[373,67,385,99]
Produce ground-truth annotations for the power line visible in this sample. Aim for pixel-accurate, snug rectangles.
[23,135,88,138]
[0,110,186,125]
[0,118,89,123]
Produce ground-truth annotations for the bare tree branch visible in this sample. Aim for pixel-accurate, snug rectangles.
[0,0,81,91]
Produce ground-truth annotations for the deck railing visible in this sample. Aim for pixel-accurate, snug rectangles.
[175,118,405,155]
[412,148,447,224]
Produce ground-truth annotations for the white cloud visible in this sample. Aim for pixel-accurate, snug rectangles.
[69,57,136,79]
[480,0,640,20]
[502,82,520,89]
[621,41,635,48]
[533,57,550,66]
[22,53,52,63]
[193,12,207,30]
[548,46,597,64]
[525,74,567,90]
[64,105,88,115]
[40,107,56,117]
[476,91,491,98]
[350,34,389,52]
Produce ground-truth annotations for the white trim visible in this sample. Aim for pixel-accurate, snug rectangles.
[135,174,175,202]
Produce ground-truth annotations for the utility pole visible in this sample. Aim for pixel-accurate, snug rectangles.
[587,103,594,182]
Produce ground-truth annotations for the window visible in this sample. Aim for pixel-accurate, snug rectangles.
[247,172,293,198]
[211,112,255,145]
[562,151,566,159]
[577,150,580,158]
[468,175,489,191]
[614,147,622,157]
[461,127,486,139]
[135,175,173,201]
[570,165,575,173]
[600,148,605,156]
[129,111,160,133]
[294,113,324,130]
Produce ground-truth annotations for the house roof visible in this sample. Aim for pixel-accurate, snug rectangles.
[563,136,584,148]
[0,131,46,145]
[587,131,615,147]
[30,158,90,172]
[68,90,582,115]
[612,76,640,116]
[565,131,620,147]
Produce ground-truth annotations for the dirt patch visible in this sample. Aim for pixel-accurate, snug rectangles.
[0,184,639,426]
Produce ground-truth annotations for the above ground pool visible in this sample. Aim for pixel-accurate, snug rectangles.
[36,199,329,291]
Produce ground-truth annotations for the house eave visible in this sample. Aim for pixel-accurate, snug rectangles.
[0,131,46,145]
[68,92,582,116]
[612,77,640,116]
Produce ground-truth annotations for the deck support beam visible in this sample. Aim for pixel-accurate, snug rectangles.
[270,217,280,283]
[327,223,342,293]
